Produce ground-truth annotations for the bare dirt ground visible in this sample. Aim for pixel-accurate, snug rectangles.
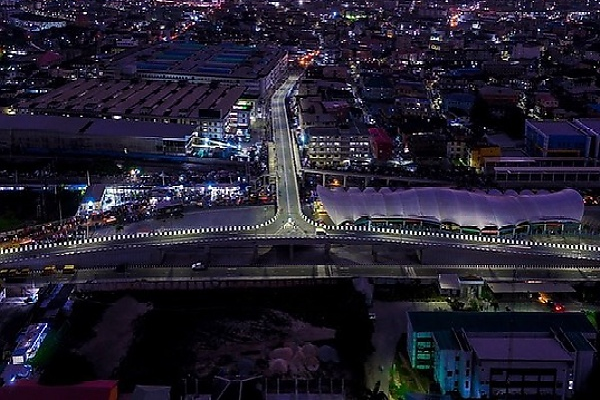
[191,309,337,378]
[79,296,152,377]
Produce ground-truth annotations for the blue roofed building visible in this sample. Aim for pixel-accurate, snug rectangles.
[11,323,49,365]
[524,120,594,158]
[442,92,476,114]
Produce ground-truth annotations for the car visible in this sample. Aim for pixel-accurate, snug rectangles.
[551,302,565,313]
[191,262,206,271]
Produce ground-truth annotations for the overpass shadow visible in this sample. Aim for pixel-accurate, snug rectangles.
[255,244,332,265]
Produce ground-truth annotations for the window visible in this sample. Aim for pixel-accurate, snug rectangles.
[447,371,453,377]
[465,381,469,389]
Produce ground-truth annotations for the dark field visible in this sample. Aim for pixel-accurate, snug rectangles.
[38,282,373,398]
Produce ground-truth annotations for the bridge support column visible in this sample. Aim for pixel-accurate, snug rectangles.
[322,173,326,187]
[343,176,347,187]
[204,245,211,264]
[324,243,331,256]
[253,244,259,263]
[289,244,294,261]
[371,245,378,263]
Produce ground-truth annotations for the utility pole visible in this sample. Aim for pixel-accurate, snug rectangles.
[55,185,63,225]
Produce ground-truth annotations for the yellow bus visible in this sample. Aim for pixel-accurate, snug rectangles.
[62,264,76,274]
[42,265,57,276]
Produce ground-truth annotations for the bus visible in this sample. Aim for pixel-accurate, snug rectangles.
[41,265,57,276]
[62,265,76,274]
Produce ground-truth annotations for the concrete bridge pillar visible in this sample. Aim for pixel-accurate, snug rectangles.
[253,244,259,263]
[204,245,211,264]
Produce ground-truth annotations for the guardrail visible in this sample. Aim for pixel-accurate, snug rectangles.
[0,211,282,256]
[299,213,600,255]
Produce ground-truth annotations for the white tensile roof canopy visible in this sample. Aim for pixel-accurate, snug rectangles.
[316,186,584,229]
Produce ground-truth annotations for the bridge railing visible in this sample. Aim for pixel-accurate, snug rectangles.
[0,205,286,256]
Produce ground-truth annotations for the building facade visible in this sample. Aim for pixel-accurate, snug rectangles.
[305,126,370,169]
[407,312,597,399]
[524,120,593,158]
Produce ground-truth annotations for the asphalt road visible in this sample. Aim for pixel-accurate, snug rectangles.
[270,74,316,235]
[11,262,600,287]
[90,206,275,237]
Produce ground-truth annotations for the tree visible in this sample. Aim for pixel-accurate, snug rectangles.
[469,96,490,134]
[361,381,389,400]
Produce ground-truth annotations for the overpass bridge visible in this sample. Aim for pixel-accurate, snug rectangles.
[8,262,598,294]
[2,224,600,266]
[2,74,598,270]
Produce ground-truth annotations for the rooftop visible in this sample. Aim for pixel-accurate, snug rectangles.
[84,119,194,138]
[527,120,586,137]
[0,115,89,133]
[468,337,573,362]
[408,311,596,334]
[0,115,193,139]
[18,80,246,122]
[317,186,584,228]
[111,42,286,80]
[487,282,576,294]
[575,118,600,134]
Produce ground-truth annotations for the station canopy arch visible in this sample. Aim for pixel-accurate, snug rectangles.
[316,186,584,232]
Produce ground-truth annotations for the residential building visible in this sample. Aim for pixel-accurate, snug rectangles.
[442,93,476,114]
[478,86,520,107]
[469,146,501,170]
[298,96,342,130]
[360,73,396,100]
[305,126,370,169]
[447,141,468,161]
[368,128,394,161]
[407,312,597,399]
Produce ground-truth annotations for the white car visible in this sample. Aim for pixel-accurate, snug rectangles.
[191,262,206,271]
